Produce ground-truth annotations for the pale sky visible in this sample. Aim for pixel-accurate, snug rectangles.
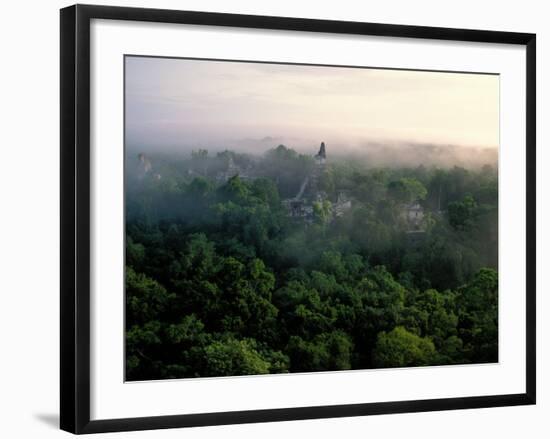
[125,56,499,154]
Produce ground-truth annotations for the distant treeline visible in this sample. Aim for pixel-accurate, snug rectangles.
[129,139,498,170]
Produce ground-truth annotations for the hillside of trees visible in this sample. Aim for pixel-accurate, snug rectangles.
[125,145,498,380]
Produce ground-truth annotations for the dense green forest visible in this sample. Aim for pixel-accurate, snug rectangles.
[125,144,498,381]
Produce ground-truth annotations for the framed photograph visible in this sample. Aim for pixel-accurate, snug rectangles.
[60,4,536,434]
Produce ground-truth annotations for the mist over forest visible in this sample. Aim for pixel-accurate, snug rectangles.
[127,139,498,171]
[125,140,498,381]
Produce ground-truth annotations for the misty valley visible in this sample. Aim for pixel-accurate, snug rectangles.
[125,142,498,380]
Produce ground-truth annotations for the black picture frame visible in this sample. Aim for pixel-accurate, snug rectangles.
[60,4,536,434]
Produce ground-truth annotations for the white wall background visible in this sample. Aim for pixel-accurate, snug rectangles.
[0,0,546,437]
